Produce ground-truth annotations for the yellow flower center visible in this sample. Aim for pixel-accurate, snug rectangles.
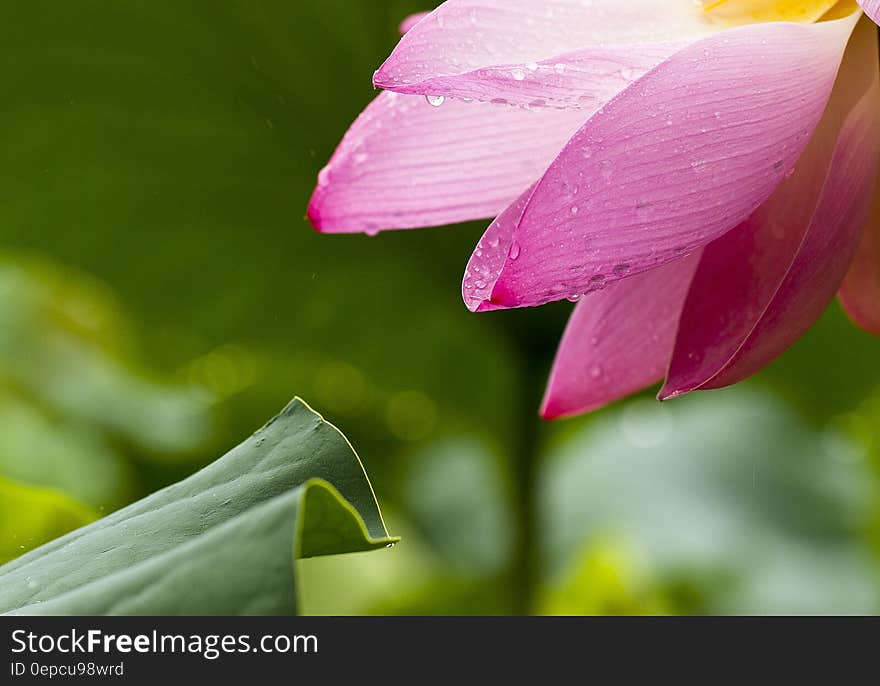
[700,0,857,25]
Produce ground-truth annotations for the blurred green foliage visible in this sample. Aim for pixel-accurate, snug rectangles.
[0,477,97,565]
[540,391,880,615]
[1,0,879,614]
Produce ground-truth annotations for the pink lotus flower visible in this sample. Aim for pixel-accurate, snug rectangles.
[309,1,880,419]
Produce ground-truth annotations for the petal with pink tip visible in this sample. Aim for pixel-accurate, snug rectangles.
[858,1,880,24]
[376,0,715,107]
[463,182,536,312]
[308,93,587,234]
[463,15,859,312]
[400,12,429,35]
[662,17,880,396]
[541,253,701,419]
[839,181,880,335]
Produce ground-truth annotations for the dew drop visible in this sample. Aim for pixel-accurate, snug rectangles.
[771,222,786,240]
[507,241,521,260]
[425,95,446,108]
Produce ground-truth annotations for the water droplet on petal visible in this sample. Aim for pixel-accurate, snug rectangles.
[425,95,446,107]
[771,223,786,240]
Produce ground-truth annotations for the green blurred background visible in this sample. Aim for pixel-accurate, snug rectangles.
[1,0,879,615]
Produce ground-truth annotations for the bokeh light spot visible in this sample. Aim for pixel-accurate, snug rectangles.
[386,391,437,442]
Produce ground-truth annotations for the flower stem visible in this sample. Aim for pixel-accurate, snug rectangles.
[509,343,546,615]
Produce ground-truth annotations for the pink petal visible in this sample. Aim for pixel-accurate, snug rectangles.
[308,93,587,233]
[662,18,880,397]
[541,253,701,420]
[839,181,880,335]
[376,1,715,107]
[858,1,880,24]
[462,16,859,312]
[400,12,430,35]
[376,42,684,110]
[463,182,534,312]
